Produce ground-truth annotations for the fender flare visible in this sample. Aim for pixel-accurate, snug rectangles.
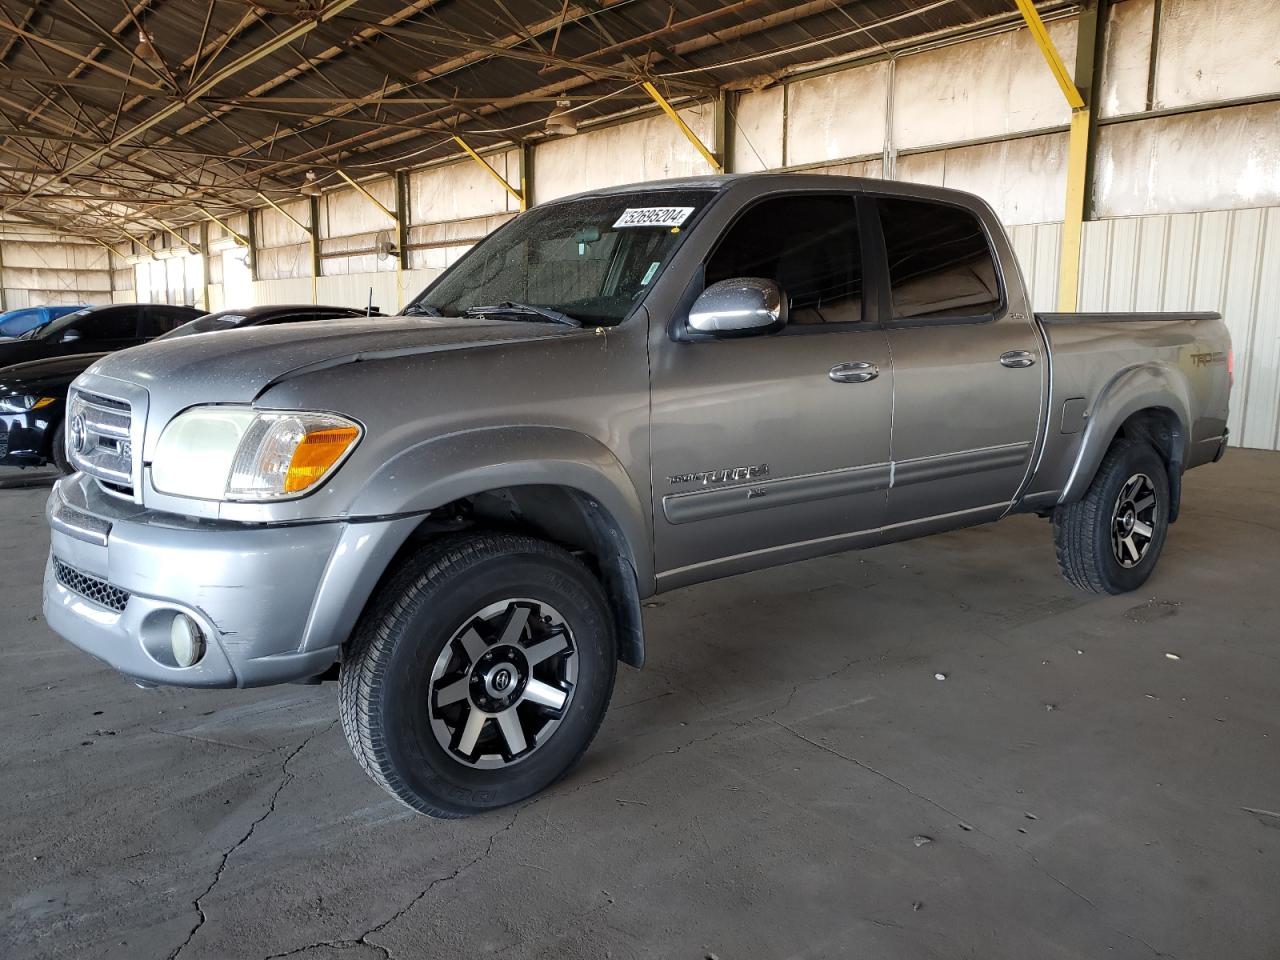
[347,426,653,666]
[1059,362,1192,505]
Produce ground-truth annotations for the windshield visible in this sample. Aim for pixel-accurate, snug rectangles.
[407,189,714,325]
[158,312,248,340]
[22,307,92,340]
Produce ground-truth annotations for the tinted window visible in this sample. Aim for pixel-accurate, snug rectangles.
[40,306,135,341]
[706,195,863,325]
[150,306,198,332]
[877,198,1001,321]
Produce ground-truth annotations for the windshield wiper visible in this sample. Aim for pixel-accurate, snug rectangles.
[402,302,444,317]
[464,301,582,327]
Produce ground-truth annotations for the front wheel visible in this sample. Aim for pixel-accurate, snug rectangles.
[1053,438,1171,594]
[51,421,72,475]
[339,533,617,818]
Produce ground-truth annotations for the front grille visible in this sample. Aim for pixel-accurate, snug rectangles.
[0,424,8,459]
[52,558,130,613]
[67,389,135,497]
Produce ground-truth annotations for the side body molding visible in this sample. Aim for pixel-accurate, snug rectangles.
[1058,362,1192,505]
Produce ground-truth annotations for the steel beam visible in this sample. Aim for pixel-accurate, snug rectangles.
[0,0,365,216]
[335,170,397,223]
[641,81,721,173]
[308,195,321,305]
[198,205,249,248]
[451,136,524,208]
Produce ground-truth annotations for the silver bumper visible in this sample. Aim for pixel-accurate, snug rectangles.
[43,474,420,688]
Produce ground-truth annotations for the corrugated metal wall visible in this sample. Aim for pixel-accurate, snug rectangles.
[1011,207,1280,450]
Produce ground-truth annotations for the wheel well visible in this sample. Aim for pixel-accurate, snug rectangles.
[1112,407,1185,522]
[389,485,646,668]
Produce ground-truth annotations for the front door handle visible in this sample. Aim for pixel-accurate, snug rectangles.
[829,361,879,383]
[999,350,1036,368]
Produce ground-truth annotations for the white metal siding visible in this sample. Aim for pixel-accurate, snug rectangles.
[1013,206,1280,450]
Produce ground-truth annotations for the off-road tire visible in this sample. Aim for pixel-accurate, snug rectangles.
[339,533,616,818]
[1053,438,1170,594]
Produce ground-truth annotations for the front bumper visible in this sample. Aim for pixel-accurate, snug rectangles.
[43,474,420,688]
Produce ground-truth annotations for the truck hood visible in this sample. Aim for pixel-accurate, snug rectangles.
[84,315,591,402]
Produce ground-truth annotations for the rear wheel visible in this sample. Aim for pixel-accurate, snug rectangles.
[339,533,616,818]
[50,421,72,475]
[1053,438,1170,594]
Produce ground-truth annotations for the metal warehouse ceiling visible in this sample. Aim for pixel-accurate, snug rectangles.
[0,0,1064,240]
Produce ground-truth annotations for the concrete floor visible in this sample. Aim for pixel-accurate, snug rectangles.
[3,451,1279,960]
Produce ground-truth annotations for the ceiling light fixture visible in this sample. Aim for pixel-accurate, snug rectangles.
[300,171,322,197]
[135,30,161,66]
[545,99,577,137]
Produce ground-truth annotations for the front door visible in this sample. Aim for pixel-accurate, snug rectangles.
[649,191,893,589]
[866,191,1045,529]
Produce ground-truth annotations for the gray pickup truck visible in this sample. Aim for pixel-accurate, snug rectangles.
[44,174,1231,817]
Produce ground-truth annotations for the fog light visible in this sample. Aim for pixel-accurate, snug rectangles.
[170,614,205,668]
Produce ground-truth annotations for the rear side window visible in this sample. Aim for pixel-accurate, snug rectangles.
[86,306,139,340]
[876,198,1001,321]
[149,306,196,333]
[706,194,863,325]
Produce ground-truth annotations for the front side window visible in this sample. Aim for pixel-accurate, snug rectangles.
[876,197,1001,321]
[706,194,863,325]
[408,189,714,326]
[35,307,133,341]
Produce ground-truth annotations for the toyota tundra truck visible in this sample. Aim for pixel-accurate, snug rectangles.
[43,174,1231,817]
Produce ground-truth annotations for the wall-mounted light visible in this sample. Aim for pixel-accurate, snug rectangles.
[545,100,577,137]
[300,171,322,197]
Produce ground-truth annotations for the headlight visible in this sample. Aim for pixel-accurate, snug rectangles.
[151,406,361,501]
[0,395,55,413]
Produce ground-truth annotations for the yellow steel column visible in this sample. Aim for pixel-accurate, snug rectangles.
[641,81,722,173]
[1014,0,1089,311]
[1059,109,1090,311]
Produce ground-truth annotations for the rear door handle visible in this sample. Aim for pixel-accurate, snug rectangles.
[829,361,879,383]
[999,350,1036,368]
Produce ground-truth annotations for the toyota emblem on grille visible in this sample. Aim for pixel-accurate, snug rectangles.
[69,414,87,454]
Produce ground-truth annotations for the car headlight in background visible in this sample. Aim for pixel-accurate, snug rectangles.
[0,395,55,413]
[151,406,361,501]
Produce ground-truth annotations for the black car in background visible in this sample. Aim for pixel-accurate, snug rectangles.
[0,304,379,472]
[0,303,203,370]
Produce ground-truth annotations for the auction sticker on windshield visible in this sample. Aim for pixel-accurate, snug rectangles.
[613,206,695,228]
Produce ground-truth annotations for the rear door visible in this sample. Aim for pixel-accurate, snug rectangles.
[649,189,893,588]
[867,190,1044,528]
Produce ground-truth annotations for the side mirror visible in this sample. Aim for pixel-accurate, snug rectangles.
[60,329,81,343]
[688,278,787,337]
